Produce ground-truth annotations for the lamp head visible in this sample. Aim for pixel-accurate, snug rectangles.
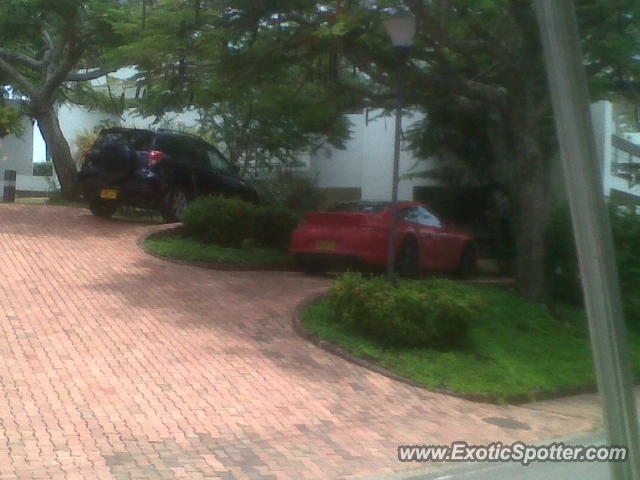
[383,10,416,48]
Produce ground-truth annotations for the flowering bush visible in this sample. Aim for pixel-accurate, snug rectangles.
[328,272,486,349]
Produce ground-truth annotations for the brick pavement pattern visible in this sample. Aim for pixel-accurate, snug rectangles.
[0,205,602,479]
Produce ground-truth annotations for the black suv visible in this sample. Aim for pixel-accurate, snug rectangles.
[78,128,259,222]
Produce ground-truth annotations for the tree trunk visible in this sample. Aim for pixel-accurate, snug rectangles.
[34,104,78,199]
[494,79,555,303]
[486,110,551,301]
[512,160,550,301]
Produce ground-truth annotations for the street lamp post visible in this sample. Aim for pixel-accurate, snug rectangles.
[383,10,415,282]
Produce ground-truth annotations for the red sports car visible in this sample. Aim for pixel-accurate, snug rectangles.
[290,201,476,276]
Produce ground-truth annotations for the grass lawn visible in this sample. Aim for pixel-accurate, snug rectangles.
[145,234,293,266]
[302,284,640,402]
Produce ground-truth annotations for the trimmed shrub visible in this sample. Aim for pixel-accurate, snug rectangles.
[252,206,302,250]
[183,195,254,247]
[328,272,486,349]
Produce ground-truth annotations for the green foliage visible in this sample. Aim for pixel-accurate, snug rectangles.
[33,162,53,177]
[197,89,351,173]
[252,206,302,250]
[182,193,303,250]
[577,0,640,102]
[0,103,23,138]
[0,1,131,93]
[304,283,638,400]
[547,203,640,327]
[253,173,325,211]
[546,203,582,305]
[182,195,255,247]
[328,273,486,349]
[64,78,134,116]
[611,205,640,326]
[72,123,119,167]
[72,129,100,167]
[114,1,354,172]
[0,0,134,196]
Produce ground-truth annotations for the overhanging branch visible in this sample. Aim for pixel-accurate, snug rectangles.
[0,49,43,71]
[66,69,114,82]
[0,56,37,97]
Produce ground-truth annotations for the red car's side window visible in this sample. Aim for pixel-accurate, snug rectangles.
[415,207,442,228]
[397,206,442,228]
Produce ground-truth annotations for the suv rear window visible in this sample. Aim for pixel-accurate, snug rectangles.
[94,130,154,151]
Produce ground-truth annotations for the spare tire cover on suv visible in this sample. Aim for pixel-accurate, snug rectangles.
[91,143,138,185]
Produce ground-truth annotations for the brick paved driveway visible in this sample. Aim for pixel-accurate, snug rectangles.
[0,205,601,480]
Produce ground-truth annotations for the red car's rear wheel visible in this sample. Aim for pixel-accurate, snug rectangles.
[457,243,477,278]
[397,236,420,278]
[298,260,328,275]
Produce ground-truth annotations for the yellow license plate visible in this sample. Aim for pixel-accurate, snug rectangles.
[316,240,336,251]
[100,189,118,200]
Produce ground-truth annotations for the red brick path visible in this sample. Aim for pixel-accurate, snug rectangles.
[0,205,600,479]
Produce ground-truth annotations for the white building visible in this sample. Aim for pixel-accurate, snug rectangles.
[24,65,640,207]
[0,100,42,193]
[592,100,640,205]
[1,102,33,175]
[303,109,436,203]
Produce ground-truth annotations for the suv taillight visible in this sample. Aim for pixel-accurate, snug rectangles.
[148,150,164,166]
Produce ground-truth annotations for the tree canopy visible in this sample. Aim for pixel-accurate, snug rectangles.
[113,0,356,172]
[0,0,132,195]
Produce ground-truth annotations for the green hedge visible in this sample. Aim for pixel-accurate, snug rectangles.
[328,272,486,349]
[183,195,254,247]
[252,205,302,250]
[182,195,301,250]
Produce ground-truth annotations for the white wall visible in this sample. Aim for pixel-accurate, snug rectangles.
[590,100,613,196]
[309,109,437,201]
[311,113,364,189]
[1,113,34,175]
[28,95,629,205]
[33,105,119,165]
[17,175,52,192]
[309,101,625,203]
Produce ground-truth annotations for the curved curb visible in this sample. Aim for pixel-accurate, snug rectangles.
[137,225,299,272]
[292,294,601,406]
